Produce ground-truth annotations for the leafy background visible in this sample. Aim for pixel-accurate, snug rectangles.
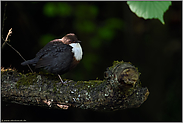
[1,1,182,121]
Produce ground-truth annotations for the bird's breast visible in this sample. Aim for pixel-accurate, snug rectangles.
[69,57,80,70]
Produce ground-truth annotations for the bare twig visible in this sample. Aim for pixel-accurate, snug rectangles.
[2,28,33,73]
[1,3,33,73]
[2,27,12,48]
[1,2,7,41]
[5,28,12,41]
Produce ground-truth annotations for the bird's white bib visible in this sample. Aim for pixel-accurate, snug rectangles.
[69,43,83,61]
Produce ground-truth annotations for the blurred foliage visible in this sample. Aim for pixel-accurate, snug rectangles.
[39,34,55,46]
[43,2,72,17]
[74,4,98,19]
[75,20,96,33]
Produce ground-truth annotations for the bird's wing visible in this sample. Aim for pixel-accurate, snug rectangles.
[35,40,73,73]
[35,39,64,58]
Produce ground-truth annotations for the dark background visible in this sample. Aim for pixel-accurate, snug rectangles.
[1,1,182,121]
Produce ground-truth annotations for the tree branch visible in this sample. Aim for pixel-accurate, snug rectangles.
[1,61,149,111]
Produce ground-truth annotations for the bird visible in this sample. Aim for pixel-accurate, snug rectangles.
[21,33,83,84]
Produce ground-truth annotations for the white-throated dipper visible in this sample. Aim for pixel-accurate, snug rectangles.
[21,33,83,84]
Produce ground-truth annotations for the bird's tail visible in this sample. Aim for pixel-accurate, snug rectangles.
[21,58,38,66]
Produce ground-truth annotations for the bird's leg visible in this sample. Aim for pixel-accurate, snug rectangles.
[57,74,72,85]
[58,74,64,84]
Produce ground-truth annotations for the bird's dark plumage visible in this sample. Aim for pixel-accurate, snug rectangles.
[21,33,82,76]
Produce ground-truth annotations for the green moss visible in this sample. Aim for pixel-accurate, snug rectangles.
[1,67,17,75]
[53,83,57,92]
[15,71,60,89]
[108,60,124,71]
[1,68,22,82]
[16,72,38,88]
[113,60,124,65]
[75,79,105,92]
[77,80,104,86]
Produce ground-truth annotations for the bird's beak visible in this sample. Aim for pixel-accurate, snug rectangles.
[76,40,81,43]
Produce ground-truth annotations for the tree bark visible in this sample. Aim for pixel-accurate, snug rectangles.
[1,61,149,111]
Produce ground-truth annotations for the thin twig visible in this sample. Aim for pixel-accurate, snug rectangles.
[2,28,33,73]
[1,2,7,41]
[5,28,12,41]
[1,3,33,73]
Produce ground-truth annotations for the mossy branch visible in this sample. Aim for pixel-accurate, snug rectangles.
[1,61,149,111]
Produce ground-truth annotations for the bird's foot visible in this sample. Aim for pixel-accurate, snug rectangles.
[64,79,73,84]
[57,74,73,86]
[57,80,72,86]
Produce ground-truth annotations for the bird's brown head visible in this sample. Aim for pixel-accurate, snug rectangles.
[61,33,81,44]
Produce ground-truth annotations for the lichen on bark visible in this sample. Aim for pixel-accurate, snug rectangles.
[1,61,149,111]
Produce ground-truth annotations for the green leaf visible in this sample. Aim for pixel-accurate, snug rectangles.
[127,1,172,24]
